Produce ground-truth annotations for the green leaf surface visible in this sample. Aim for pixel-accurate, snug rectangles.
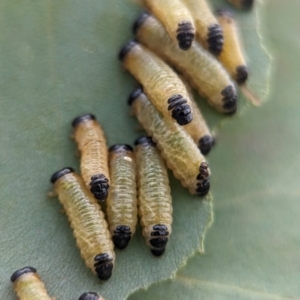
[129,1,300,299]
[0,0,271,300]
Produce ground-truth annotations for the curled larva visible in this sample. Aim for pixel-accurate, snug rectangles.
[106,145,137,249]
[10,267,52,300]
[181,0,224,55]
[227,0,254,10]
[143,0,195,50]
[78,292,106,300]
[119,40,194,125]
[135,136,172,256]
[50,167,115,280]
[129,89,210,196]
[216,9,248,85]
[134,13,237,114]
[72,114,110,202]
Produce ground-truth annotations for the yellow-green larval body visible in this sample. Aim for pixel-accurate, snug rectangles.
[51,168,114,281]
[72,114,110,202]
[120,41,193,125]
[130,90,210,196]
[135,137,172,256]
[106,145,137,250]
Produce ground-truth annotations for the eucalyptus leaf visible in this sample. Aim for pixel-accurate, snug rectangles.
[0,0,271,300]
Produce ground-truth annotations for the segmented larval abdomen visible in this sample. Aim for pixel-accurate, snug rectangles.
[72,115,110,202]
[106,145,137,249]
[135,138,173,255]
[80,141,110,202]
[131,92,210,196]
[55,173,114,280]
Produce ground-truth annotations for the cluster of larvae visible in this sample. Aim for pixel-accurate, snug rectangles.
[10,0,254,299]
[10,267,105,300]
[48,113,173,282]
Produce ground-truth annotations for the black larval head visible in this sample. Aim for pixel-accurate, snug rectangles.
[11,266,37,282]
[207,24,224,56]
[94,253,114,281]
[133,12,151,34]
[134,136,155,146]
[118,40,138,61]
[128,88,143,106]
[50,167,74,184]
[236,65,248,85]
[113,225,132,249]
[198,135,215,155]
[109,144,133,152]
[176,22,195,50]
[78,292,100,300]
[72,114,96,128]
[90,174,109,202]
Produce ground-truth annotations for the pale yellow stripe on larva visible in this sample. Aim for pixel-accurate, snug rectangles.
[134,13,237,115]
[182,0,224,55]
[119,40,194,125]
[216,10,248,85]
[50,168,114,281]
[106,145,137,250]
[144,0,195,50]
[135,136,172,256]
[11,267,52,300]
[129,89,210,196]
[72,114,110,202]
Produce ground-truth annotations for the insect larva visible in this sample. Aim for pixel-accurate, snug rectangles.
[227,0,254,10]
[50,167,115,280]
[119,40,194,125]
[11,267,52,300]
[216,10,248,85]
[134,13,237,114]
[135,136,172,256]
[72,114,110,202]
[183,83,215,155]
[106,145,137,249]
[129,89,210,196]
[143,0,195,50]
[181,0,224,55]
[78,292,106,300]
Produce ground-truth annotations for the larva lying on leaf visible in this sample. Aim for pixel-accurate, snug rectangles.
[227,0,254,10]
[11,267,52,300]
[129,89,210,196]
[134,13,237,114]
[106,145,137,250]
[181,0,224,55]
[135,136,172,256]
[216,9,248,85]
[119,40,194,125]
[72,114,110,202]
[78,292,106,300]
[50,167,115,280]
[143,0,195,50]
